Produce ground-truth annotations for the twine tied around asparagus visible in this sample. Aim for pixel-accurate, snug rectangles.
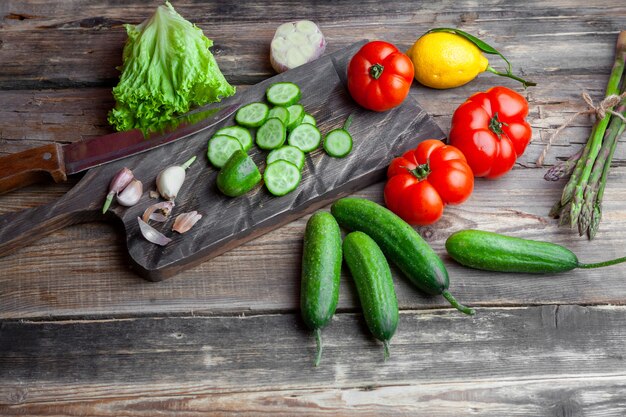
[536,91,626,167]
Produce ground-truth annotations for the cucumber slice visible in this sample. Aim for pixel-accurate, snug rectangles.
[302,113,316,126]
[256,118,287,150]
[266,82,302,107]
[267,145,306,170]
[288,123,321,153]
[235,102,269,128]
[268,106,289,125]
[207,134,243,168]
[264,160,302,196]
[323,129,353,158]
[286,104,305,131]
[214,126,253,151]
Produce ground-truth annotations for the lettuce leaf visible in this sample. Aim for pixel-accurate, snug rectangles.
[108,1,235,132]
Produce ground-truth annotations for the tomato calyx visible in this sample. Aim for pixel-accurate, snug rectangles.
[369,64,385,80]
[369,63,384,80]
[488,112,509,140]
[408,162,431,180]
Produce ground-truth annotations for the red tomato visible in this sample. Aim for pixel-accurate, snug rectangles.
[347,41,414,112]
[449,86,532,179]
[384,139,474,226]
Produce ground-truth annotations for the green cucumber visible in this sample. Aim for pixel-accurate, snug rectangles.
[207,134,243,169]
[216,150,261,197]
[263,160,301,196]
[267,145,305,171]
[343,231,398,360]
[214,126,253,152]
[331,198,474,316]
[266,82,301,107]
[446,229,626,273]
[302,113,316,126]
[256,118,286,150]
[267,106,290,125]
[286,104,305,131]
[300,212,342,367]
[235,102,269,128]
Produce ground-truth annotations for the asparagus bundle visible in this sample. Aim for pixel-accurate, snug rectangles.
[549,31,626,239]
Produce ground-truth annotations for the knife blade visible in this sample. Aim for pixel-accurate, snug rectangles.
[0,102,239,194]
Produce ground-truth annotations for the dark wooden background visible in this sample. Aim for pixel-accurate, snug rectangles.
[1,1,626,415]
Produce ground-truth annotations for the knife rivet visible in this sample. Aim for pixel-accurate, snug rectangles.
[42,152,52,160]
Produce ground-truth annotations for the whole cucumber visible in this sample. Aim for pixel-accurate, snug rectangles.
[300,211,342,366]
[446,229,626,273]
[343,231,398,359]
[331,198,474,315]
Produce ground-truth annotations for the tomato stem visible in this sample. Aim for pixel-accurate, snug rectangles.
[409,162,431,180]
[488,112,508,139]
[486,66,537,88]
[369,63,384,80]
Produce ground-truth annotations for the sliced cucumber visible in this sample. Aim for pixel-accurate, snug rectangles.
[267,145,306,170]
[288,123,321,153]
[207,134,243,168]
[323,129,353,158]
[268,106,289,125]
[264,160,302,196]
[286,104,305,131]
[302,113,316,126]
[235,102,269,128]
[266,82,302,107]
[256,118,287,150]
[214,126,253,152]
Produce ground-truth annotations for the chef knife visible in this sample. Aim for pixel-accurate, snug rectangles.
[0,102,240,194]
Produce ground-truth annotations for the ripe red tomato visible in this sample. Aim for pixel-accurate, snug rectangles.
[449,86,532,179]
[347,41,414,112]
[384,139,474,226]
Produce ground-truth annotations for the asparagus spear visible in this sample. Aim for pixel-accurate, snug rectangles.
[568,33,626,227]
[587,102,626,239]
[578,100,626,236]
[544,147,583,181]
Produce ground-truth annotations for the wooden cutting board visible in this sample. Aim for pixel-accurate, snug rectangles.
[0,41,444,281]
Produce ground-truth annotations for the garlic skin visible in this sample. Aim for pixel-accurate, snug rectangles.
[116,179,143,207]
[137,217,172,246]
[156,156,196,201]
[172,211,202,234]
[102,167,134,213]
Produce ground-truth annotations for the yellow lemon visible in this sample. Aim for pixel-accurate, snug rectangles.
[407,32,489,89]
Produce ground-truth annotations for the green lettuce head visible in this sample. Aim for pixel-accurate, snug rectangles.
[108,1,235,132]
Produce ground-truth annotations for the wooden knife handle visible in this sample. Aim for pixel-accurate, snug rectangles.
[0,143,67,194]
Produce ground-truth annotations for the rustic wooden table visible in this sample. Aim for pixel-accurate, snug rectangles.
[1,1,626,415]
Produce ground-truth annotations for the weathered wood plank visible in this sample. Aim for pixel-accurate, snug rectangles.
[1,168,625,319]
[2,377,626,416]
[0,1,624,87]
[2,305,626,414]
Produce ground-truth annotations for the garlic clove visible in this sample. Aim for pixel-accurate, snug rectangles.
[172,211,202,234]
[156,166,186,200]
[116,179,143,207]
[156,155,197,201]
[103,167,134,213]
